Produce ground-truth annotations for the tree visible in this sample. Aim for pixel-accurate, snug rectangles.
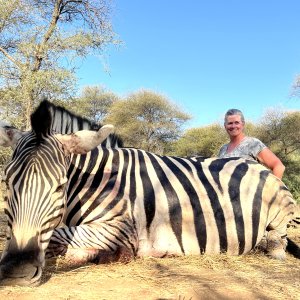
[256,109,300,158]
[291,75,300,98]
[105,89,191,153]
[256,109,300,202]
[0,0,118,129]
[170,124,227,157]
[73,85,119,123]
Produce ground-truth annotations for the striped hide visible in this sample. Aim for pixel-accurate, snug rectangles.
[0,102,298,287]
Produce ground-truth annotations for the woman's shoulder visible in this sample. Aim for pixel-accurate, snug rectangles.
[244,136,265,145]
[243,136,267,151]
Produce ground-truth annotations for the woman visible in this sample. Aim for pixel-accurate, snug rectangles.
[218,109,285,179]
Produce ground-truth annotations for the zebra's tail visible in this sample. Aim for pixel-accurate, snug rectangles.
[286,238,300,259]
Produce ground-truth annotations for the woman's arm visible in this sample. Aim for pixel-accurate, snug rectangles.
[257,148,285,179]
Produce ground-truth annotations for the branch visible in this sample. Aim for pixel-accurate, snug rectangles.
[284,147,300,156]
[0,46,22,69]
[33,0,63,71]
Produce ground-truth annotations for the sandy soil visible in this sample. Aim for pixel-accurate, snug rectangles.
[0,208,299,300]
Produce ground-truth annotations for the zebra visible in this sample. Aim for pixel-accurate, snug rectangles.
[0,102,298,286]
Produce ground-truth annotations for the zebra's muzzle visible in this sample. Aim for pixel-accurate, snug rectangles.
[0,235,44,286]
[0,261,43,286]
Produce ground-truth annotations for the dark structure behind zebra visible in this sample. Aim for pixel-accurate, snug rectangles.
[0,101,298,286]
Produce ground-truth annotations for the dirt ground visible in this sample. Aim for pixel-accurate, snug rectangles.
[0,208,299,300]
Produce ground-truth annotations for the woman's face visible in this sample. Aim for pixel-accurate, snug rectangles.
[224,114,244,138]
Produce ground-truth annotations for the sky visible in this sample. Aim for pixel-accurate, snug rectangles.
[76,0,300,128]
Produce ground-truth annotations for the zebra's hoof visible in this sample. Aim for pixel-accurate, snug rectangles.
[266,230,286,260]
[267,249,286,260]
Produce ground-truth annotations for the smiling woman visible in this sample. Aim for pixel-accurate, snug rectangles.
[218,109,285,180]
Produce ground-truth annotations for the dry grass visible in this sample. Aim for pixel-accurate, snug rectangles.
[0,199,299,300]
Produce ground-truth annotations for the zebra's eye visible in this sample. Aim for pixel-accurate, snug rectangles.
[55,186,64,193]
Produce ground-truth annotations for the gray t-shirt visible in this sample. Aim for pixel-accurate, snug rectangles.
[218,137,266,161]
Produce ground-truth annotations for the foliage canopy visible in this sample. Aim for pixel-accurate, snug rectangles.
[74,85,119,123]
[0,0,118,128]
[105,90,191,153]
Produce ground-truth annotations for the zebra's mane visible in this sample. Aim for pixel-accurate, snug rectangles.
[31,100,101,137]
[45,100,100,134]
[30,100,123,147]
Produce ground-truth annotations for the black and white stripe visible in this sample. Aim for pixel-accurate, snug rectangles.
[51,148,296,257]
[37,100,123,147]
[3,131,68,250]
[0,102,298,286]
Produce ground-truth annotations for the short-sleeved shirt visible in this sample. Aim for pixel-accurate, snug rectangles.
[218,137,266,161]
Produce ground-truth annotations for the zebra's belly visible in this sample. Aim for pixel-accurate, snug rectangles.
[136,224,264,257]
[136,238,258,257]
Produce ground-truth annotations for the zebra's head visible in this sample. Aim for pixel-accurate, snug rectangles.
[0,103,114,286]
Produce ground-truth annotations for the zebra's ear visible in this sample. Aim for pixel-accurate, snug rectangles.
[55,124,115,154]
[0,121,25,149]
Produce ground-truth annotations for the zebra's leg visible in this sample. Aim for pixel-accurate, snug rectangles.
[47,244,134,265]
[46,224,137,265]
[256,233,268,252]
[265,229,287,260]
